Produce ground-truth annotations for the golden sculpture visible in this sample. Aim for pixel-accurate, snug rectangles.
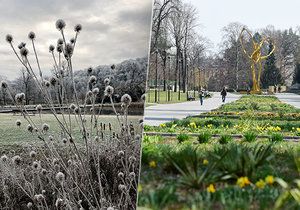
[239,28,275,93]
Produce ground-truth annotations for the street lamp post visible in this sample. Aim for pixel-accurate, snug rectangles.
[186,64,189,100]
[168,55,171,102]
[178,59,182,101]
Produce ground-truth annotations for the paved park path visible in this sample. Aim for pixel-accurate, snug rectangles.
[144,92,241,126]
[275,93,300,109]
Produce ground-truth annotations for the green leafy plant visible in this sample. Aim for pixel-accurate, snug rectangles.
[269,133,284,142]
[219,134,232,144]
[197,132,212,144]
[177,133,189,143]
[243,131,257,142]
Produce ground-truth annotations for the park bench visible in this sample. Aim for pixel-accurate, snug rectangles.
[187,95,195,101]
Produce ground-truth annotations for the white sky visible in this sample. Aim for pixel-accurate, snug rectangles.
[189,0,300,51]
[0,0,153,79]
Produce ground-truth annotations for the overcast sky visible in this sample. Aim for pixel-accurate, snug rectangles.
[189,0,300,52]
[0,0,153,79]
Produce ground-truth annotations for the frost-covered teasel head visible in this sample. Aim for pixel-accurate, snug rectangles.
[1,155,8,162]
[104,85,114,96]
[70,37,75,44]
[89,75,97,84]
[49,44,55,52]
[36,104,42,112]
[104,78,110,85]
[12,155,21,165]
[15,93,25,104]
[50,77,57,86]
[121,94,132,106]
[1,81,8,89]
[64,43,73,58]
[20,47,29,57]
[18,42,26,49]
[56,172,65,183]
[92,87,99,95]
[42,123,50,132]
[27,124,33,133]
[30,151,37,158]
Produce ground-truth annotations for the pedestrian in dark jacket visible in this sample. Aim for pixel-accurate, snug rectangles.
[221,87,227,103]
[199,90,204,105]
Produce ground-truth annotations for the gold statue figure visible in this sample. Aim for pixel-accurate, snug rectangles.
[239,28,275,93]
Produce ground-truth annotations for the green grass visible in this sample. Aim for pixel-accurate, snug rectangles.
[0,113,141,146]
[147,89,200,104]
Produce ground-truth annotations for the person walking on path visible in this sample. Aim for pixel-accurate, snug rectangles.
[199,90,204,105]
[221,87,227,103]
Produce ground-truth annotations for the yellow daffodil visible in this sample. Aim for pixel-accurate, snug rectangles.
[255,179,266,189]
[265,175,274,185]
[149,160,157,168]
[237,176,251,188]
[203,159,209,165]
[160,123,166,128]
[189,122,197,129]
[207,184,216,193]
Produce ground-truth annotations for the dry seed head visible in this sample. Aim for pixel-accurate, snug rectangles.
[92,87,99,95]
[87,67,93,74]
[15,93,25,103]
[129,156,136,163]
[70,37,75,44]
[57,38,63,45]
[12,155,21,165]
[111,64,115,70]
[18,42,26,49]
[42,123,50,132]
[6,34,13,43]
[121,94,132,106]
[118,150,124,157]
[56,172,65,183]
[89,75,97,84]
[16,119,21,127]
[41,168,47,175]
[48,135,54,141]
[64,43,73,57]
[1,81,8,89]
[20,47,29,56]
[56,44,63,53]
[49,45,55,52]
[129,172,135,179]
[56,19,66,30]
[104,78,110,85]
[32,161,41,170]
[1,155,8,162]
[27,202,33,208]
[86,90,93,97]
[34,194,44,202]
[118,172,124,179]
[50,77,57,86]
[74,24,82,32]
[28,31,36,40]
[30,151,36,158]
[36,104,42,112]
[118,184,126,191]
[104,85,114,96]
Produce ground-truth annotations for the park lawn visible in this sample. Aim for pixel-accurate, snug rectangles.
[147,89,200,104]
[0,113,142,146]
[138,95,300,210]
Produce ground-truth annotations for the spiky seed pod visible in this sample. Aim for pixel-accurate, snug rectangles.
[16,119,21,127]
[70,37,75,44]
[15,93,25,104]
[5,34,13,43]
[28,31,36,40]
[111,64,115,70]
[56,172,65,183]
[27,202,33,209]
[87,67,93,74]
[64,43,73,57]
[27,124,33,133]
[41,168,47,175]
[62,138,67,144]
[42,123,49,132]
[36,104,42,112]
[49,45,55,52]
[32,161,41,170]
[121,94,132,106]
[118,184,126,191]
[12,155,21,165]
[44,80,50,88]
[69,103,76,110]
[129,172,135,180]
[20,47,29,57]
[86,90,93,98]
[92,88,99,95]
[74,24,82,32]
[104,85,114,96]
[118,150,124,157]
[30,151,36,158]
[104,78,110,85]
[56,19,66,30]
[1,81,8,89]
[50,77,57,86]
[34,194,44,202]
[57,38,63,45]
[89,75,97,84]
[56,44,63,53]
[129,156,136,163]
[18,42,26,49]
[1,155,8,162]
[118,172,124,179]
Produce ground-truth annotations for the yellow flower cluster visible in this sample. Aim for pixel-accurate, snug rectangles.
[189,122,197,129]
[236,176,251,188]
[205,124,213,129]
[207,184,216,193]
[149,160,157,168]
[255,125,281,132]
[255,179,266,189]
[160,123,166,128]
[255,175,274,189]
[203,159,209,165]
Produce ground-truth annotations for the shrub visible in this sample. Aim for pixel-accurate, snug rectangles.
[243,131,257,142]
[219,134,233,144]
[269,133,284,142]
[250,102,259,110]
[197,132,211,144]
[177,133,189,143]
